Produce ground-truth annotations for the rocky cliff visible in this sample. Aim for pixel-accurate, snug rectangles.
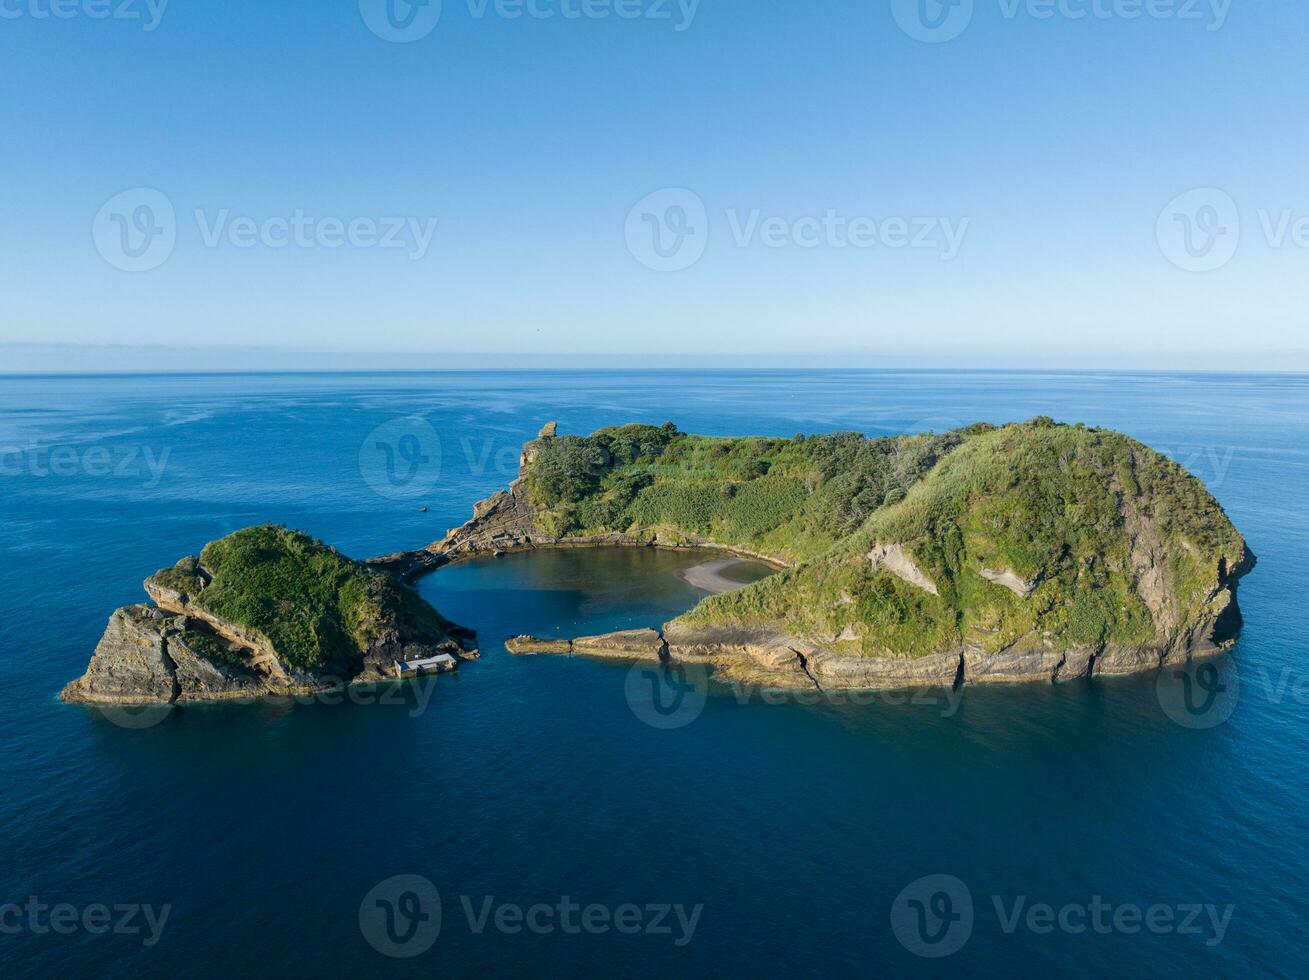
[63,525,477,705]
[428,419,1256,689]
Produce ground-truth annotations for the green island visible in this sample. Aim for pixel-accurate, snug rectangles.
[62,526,478,705]
[415,418,1254,688]
[64,418,1255,703]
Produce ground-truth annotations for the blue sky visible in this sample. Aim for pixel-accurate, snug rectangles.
[2,0,1307,369]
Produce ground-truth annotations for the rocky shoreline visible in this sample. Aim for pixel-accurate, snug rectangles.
[66,420,1257,705]
[503,592,1249,691]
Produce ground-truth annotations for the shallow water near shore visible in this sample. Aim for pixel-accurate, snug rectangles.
[424,546,776,640]
[2,369,1307,977]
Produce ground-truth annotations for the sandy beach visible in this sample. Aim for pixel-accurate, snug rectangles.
[683,557,762,594]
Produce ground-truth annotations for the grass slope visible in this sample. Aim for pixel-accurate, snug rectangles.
[182,525,452,671]
[525,422,969,562]
[523,420,1248,659]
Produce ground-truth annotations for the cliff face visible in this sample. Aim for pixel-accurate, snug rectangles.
[63,526,478,705]
[433,419,1255,688]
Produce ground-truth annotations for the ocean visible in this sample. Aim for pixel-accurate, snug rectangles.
[1,370,1305,977]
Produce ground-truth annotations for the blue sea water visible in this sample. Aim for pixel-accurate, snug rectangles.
[1,370,1306,978]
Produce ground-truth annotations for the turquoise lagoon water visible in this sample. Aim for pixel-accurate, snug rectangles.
[1,371,1306,978]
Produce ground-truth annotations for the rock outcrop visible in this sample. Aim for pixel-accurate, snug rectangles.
[63,526,478,705]
[63,605,184,704]
[868,543,939,596]
[978,567,1041,598]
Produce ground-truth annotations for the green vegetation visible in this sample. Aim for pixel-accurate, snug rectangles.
[180,628,247,667]
[178,525,450,672]
[522,420,1248,659]
[525,423,966,561]
[150,557,203,595]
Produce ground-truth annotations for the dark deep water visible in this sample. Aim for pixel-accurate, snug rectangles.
[1,370,1305,978]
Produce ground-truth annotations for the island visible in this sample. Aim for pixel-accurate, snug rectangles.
[377,418,1255,689]
[65,417,1255,704]
[62,525,478,705]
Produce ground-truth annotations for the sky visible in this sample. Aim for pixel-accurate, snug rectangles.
[2,0,1308,370]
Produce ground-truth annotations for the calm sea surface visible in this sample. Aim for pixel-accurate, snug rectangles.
[1,370,1305,978]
